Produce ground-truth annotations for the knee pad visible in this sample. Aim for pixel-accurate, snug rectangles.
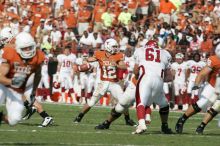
[192,103,201,113]
[111,108,122,118]
[212,100,220,112]
[159,105,169,115]
[207,108,218,117]
[87,95,100,107]
[115,103,126,113]
[197,97,211,109]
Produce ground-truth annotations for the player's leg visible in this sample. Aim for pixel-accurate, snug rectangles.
[73,81,108,123]
[6,89,24,126]
[95,82,136,129]
[23,86,53,127]
[0,85,9,125]
[196,99,220,134]
[175,84,217,133]
[67,75,78,104]
[154,80,173,134]
[133,75,151,134]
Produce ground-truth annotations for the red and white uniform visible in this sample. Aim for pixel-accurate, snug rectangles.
[134,46,171,107]
[171,61,188,96]
[0,47,44,125]
[186,60,206,94]
[57,53,76,89]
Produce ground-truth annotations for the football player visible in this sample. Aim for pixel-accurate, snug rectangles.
[175,43,220,134]
[171,53,188,110]
[0,32,53,126]
[73,38,135,125]
[132,40,173,134]
[56,46,78,104]
[186,53,206,106]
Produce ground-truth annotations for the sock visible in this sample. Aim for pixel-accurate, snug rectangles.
[78,113,84,118]
[124,114,130,121]
[136,105,145,120]
[180,114,188,123]
[199,122,207,128]
[39,111,49,118]
[162,122,168,127]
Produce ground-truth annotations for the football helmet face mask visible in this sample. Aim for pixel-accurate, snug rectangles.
[104,38,119,54]
[15,32,36,59]
[0,27,14,47]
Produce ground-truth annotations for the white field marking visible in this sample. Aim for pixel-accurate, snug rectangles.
[0,128,219,138]
[0,142,150,146]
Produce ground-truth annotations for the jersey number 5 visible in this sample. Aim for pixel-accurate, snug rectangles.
[145,48,161,63]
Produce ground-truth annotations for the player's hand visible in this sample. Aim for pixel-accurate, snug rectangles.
[11,74,26,88]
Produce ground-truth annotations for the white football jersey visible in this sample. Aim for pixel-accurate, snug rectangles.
[125,56,135,72]
[186,60,206,81]
[171,61,188,83]
[57,53,76,73]
[134,47,171,78]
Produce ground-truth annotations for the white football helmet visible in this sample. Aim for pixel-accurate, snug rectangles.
[104,38,119,54]
[15,32,36,59]
[0,27,14,46]
[215,43,220,58]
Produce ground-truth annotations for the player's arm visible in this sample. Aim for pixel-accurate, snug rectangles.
[194,66,212,87]
[117,60,127,70]
[56,62,61,73]
[133,63,139,80]
[0,63,11,85]
[87,56,97,62]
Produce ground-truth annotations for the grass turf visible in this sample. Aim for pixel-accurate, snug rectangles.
[0,103,220,146]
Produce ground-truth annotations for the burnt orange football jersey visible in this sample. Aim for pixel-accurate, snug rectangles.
[207,55,220,87]
[2,47,45,93]
[94,50,124,82]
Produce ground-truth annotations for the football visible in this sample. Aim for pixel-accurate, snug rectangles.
[78,63,91,72]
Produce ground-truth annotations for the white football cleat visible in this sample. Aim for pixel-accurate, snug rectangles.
[132,124,147,134]
[38,117,53,127]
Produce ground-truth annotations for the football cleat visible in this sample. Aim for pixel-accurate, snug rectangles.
[22,106,37,120]
[95,120,110,130]
[125,119,137,126]
[195,126,204,135]
[175,118,184,134]
[132,124,147,134]
[38,117,53,127]
[73,116,82,123]
[161,124,173,134]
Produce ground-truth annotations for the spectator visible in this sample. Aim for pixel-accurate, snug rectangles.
[77,6,92,36]
[93,0,107,32]
[200,34,213,54]
[101,7,113,29]
[158,0,176,24]
[118,6,132,27]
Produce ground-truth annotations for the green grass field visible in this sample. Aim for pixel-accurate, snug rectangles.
[0,103,220,146]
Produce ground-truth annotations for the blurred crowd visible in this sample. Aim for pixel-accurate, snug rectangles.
[0,0,220,59]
